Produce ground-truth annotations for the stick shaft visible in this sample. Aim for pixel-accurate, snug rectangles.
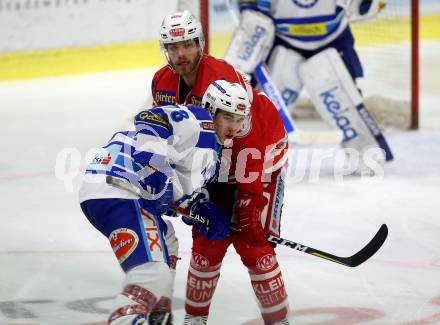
[106,176,387,267]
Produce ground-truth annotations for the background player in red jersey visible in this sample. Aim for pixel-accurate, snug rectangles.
[151,10,290,325]
[152,10,250,108]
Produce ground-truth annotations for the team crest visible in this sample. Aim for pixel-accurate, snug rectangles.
[109,228,139,263]
[192,253,210,268]
[256,254,276,271]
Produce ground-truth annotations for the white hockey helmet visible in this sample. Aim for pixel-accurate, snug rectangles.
[202,80,251,117]
[159,10,205,52]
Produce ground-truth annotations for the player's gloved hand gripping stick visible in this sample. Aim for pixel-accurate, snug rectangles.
[107,176,388,267]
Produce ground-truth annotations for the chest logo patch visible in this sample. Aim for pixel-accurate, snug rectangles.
[292,0,319,9]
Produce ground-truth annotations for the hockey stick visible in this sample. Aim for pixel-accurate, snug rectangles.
[253,63,297,135]
[267,224,388,267]
[355,103,394,161]
[106,176,387,267]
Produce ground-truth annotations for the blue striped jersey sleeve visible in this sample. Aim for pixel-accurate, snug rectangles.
[134,108,172,140]
[239,0,272,14]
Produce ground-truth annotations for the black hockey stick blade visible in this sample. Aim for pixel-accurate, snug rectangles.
[267,224,388,267]
[341,223,388,267]
[106,175,388,267]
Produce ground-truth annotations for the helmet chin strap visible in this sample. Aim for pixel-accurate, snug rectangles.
[163,50,176,73]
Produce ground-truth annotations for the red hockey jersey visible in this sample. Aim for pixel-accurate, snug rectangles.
[151,54,287,205]
[152,55,247,107]
[223,92,287,195]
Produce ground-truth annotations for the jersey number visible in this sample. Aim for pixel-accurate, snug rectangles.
[171,110,189,122]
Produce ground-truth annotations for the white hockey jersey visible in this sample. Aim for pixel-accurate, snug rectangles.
[239,0,349,50]
[78,104,218,204]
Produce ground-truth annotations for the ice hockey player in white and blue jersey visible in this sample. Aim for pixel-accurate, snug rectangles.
[223,0,393,175]
[78,80,251,325]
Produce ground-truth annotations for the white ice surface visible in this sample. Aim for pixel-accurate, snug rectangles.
[0,42,439,325]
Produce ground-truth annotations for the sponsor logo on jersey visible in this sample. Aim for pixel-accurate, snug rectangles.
[287,22,327,36]
[140,208,164,255]
[320,86,357,142]
[137,111,170,129]
[88,144,122,171]
[238,198,251,207]
[192,253,210,268]
[91,152,111,165]
[109,228,139,264]
[189,95,202,107]
[252,276,287,306]
[256,254,277,271]
[187,274,219,303]
[201,121,215,131]
[170,27,185,37]
[155,91,176,106]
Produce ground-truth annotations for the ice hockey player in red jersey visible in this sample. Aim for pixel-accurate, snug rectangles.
[151,10,291,325]
[183,80,290,325]
[152,10,250,108]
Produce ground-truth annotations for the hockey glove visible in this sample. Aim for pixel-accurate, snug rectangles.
[138,169,173,217]
[186,193,231,240]
[236,194,267,246]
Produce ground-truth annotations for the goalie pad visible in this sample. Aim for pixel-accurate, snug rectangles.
[224,10,275,74]
[267,45,305,110]
[337,0,387,23]
[298,48,393,161]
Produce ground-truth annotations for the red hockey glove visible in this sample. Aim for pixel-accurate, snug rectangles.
[236,194,267,246]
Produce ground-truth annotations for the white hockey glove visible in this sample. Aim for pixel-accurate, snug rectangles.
[224,10,275,74]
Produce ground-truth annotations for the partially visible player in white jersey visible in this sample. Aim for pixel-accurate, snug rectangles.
[78,80,251,325]
[223,0,393,174]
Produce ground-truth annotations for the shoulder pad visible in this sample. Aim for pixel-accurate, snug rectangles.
[186,104,211,118]
[135,110,170,130]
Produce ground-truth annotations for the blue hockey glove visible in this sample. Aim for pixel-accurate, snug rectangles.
[187,193,231,240]
[139,169,173,216]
